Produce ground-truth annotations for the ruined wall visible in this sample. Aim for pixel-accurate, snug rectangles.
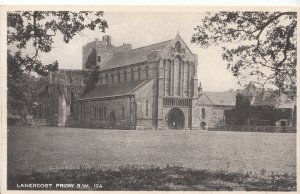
[45,85,59,126]
[42,69,92,126]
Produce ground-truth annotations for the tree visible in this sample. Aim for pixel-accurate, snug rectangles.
[8,52,48,116]
[8,11,108,76]
[7,11,108,119]
[192,12,297,97]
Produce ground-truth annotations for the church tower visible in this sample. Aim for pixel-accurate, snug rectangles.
[82,35,132,69]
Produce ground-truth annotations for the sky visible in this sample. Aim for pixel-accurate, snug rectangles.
[34,11,241,92]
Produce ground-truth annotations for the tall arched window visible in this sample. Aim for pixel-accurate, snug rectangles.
[131,68,134,81]
[117,71,120,83]
[70,92,75,113]
[191,62,195,77]
[202,108,206,119]
[94,105,97,119]
[124,70,127,82]
[175,41,181,53]
[138,67,141,80]
[145,100,148,116]
[105,74,108,84]
[99,107,102,119]
[145,66,149,78]
[111,73,114,83]
[104,107,106,119]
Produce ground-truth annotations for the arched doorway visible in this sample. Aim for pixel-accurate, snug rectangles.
[167,107,185,130]
[109,111,116,128]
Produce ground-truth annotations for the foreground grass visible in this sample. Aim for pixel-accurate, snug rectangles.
[8,127,296,175]
[8,165,296,191]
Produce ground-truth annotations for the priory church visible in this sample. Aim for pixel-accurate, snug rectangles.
[41,33,201,130]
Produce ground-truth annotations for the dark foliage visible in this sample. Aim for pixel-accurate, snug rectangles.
[7,11,108,76]
[82,66,100,96]
[8,165,296,191]
[192,12,297,97]
[7,11,108,117]
[7,51,48,117]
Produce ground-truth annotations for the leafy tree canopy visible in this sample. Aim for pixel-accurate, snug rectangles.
[8,51,48,116]
[8,11,108,76]
[192,12,297,97]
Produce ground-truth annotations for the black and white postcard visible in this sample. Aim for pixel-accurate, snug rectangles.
[1,5,299,193]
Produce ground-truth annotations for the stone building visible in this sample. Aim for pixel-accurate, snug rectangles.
[197,91,236,129]
[41,34,200,130]
[40,69,93,126]
[225,82,296,127]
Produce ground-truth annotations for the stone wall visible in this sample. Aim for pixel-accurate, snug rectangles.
[45,85,59,126]
[41,69,92,126]
[208,125,296,133]
[191,98,200,130]
[198,105,235,128]
[72,96,135,129]
[134,79,155,130]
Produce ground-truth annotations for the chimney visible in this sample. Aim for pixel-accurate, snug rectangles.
[122,43,132,51]
[102,35,111,46]
[198,82,203,93]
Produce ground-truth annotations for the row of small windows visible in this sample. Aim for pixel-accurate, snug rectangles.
[76,103,127,120]
[76,100,149,120]
[99,66,149,84]
[91,106,107,120]
[163,98,191,107]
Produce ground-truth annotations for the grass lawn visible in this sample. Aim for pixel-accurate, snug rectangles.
[7,126,296,191]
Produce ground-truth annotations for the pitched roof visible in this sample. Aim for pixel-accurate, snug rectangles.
[199,92,236,106]
[80,80,149,100]
[100,40,171,70]
[239,82,282,107]
[275,100,296,109]
[251,90,277,106]
[240,82,263,96]
[274,94,296,109]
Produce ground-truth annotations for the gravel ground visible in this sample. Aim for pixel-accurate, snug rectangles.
[7,127,296,175]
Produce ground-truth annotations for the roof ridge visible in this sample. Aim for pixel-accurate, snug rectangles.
[128,39,172,52]
[202,93,215,105]
[101,39,173,70]
[80,80,146,100]
[110,39,172,58]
